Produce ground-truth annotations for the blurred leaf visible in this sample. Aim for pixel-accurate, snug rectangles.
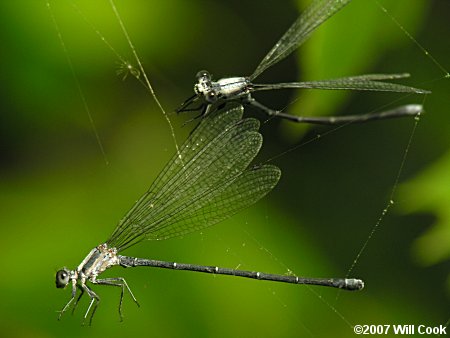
[399,150,450,266]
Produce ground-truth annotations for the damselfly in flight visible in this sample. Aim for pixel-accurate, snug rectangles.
[56,106,363,325]
[177,0,429,125]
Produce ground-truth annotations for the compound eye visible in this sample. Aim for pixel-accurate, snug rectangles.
[205,91,218,103]
[55,268,70,288]
[196,70,210,80]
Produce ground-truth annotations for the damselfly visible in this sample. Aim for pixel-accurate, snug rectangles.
[177,0,429,124]
[56,105,363,325]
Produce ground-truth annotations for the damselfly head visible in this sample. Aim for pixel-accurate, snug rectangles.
[196,70,211,80]
[55,268,70,288]
[194,70,218,103]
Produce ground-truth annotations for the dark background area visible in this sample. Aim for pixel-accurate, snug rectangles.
[0,0,448,337]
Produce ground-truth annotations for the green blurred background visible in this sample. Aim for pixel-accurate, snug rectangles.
[0,0,449,337]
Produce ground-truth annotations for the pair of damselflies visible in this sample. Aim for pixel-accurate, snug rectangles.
[56,0,429,324]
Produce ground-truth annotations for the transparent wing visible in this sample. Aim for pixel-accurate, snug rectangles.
[250,0,352,80]
[252,73,431,94]
[145,164,281,240]
[107,106,281,251]
[107,106,244,247]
